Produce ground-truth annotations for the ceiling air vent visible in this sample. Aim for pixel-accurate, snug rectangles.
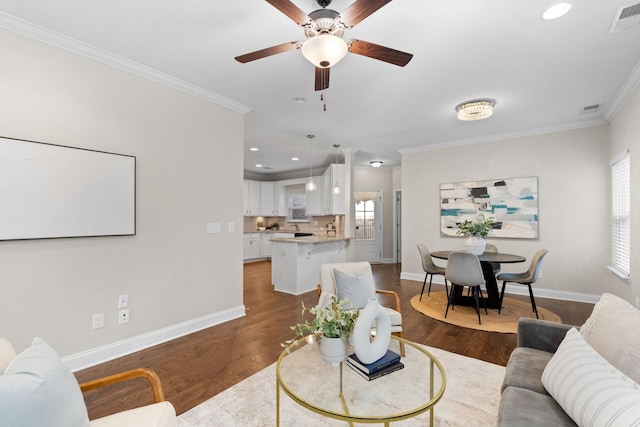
[580,104,601,114]
[610,2,640,33]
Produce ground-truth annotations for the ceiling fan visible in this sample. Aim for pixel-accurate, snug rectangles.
[235,0,413,91]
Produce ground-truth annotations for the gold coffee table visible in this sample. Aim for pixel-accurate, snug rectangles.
[276,335,446,426]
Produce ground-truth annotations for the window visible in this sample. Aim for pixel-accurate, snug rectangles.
[610,151,630,280]
[288,193,308,222]
[355,199,375,240]
[285,184,309,222]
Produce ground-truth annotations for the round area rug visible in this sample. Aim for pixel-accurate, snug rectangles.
[410,292,561,333]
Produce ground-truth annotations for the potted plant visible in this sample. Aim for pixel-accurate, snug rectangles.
[282,295,359,366]
[456,217,495,255]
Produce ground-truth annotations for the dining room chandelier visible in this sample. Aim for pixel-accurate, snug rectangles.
[455,99,496,121]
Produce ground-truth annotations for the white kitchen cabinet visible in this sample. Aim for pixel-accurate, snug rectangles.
[243,233,260,260]
[259,233,272,258]
[259,181,275,216]
[243,180,261,216]
[274,182,287,216]
[305,176,323,216]
[322,164,345,215]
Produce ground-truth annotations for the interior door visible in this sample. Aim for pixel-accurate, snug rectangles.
[354,192,382,263]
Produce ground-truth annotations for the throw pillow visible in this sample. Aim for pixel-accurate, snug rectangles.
[541,328,640,427]
[580,292,640,383]
[0,337,90,427]
[333,268,375,309]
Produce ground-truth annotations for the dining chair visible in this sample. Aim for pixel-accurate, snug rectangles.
[444,251,488,325]
[497,249,548,319]
[416,244,448,300]
[484,243,501,275]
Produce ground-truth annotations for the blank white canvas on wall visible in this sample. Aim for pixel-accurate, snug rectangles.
[0,137,135,240]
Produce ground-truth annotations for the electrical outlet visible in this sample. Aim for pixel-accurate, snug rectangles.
[92,313,105,330]
[118,309,129,325]
[118,294,128,308]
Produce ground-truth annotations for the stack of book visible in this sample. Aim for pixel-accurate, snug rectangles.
[346,349,404,381]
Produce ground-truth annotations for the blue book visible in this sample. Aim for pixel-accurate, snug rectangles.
[347,360,404,381]
[347,349,401,374]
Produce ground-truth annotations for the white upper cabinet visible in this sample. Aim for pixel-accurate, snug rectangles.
[322,164,345,215]
[259,181,275,216]
[305,177,323,216]
[243,180,261,216]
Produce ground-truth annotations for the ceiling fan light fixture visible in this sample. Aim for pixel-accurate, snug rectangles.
[370,161,383,168]
[455,99,496,121]
[301,34,348,68]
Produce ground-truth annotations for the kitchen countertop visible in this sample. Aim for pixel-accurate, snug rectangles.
[270,235,352,243]
[243,230,301,234]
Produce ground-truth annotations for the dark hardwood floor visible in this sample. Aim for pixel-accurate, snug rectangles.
[75,261,594,420]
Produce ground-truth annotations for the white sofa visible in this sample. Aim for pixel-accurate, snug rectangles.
[0,337,176,427]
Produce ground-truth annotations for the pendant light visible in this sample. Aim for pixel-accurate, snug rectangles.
[306,134,316,191]
[332,144,341,194]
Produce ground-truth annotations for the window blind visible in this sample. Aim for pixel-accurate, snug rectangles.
[610,152,630,279]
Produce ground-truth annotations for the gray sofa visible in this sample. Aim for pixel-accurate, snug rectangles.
[497,293,640,426]
[497,318,576,426]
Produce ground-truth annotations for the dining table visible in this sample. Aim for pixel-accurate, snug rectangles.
[430,250,526,309]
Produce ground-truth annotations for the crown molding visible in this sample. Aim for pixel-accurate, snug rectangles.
[0,12,252,114]
[603,58,640,121]
[398,118,608,155]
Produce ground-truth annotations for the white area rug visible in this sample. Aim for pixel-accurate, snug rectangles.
[178,343,505,426]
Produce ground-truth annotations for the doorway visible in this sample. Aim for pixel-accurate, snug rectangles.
[354,191,382,263]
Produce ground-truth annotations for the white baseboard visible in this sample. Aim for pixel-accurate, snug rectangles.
[382,258,396,264]
[400,272,601,304]
[63,305,246,372]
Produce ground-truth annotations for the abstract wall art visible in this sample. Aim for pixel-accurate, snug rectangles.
[440,176,538,239]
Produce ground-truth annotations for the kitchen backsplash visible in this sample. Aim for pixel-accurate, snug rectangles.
[244,215,344,234]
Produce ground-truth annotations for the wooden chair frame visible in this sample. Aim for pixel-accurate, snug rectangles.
[79,367,166,404]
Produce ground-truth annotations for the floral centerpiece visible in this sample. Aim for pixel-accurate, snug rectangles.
[456,217,495,255]
[282,295,359,365]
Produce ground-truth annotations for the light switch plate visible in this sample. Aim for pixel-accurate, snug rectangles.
[228,222,235,232]
[207,223,221,233]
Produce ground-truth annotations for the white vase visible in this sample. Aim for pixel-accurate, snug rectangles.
[320,336,347,367]
[352,298,391,364]
[465,236,486,255]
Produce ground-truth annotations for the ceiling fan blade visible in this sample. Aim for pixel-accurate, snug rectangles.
[338,0,392,28]
[235,42,301,63]
[266,0,313,27]
[315,67,330,91]
[348,39,413,67]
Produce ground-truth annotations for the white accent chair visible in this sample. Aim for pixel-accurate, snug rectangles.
[0,337,176,427]
[319,262,404,356]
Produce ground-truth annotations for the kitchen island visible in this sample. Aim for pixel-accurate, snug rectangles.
[271,235,352,295]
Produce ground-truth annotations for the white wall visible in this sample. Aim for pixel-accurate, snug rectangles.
[401,125,610,301]
[609,83,640,303]
[0,28,245,364]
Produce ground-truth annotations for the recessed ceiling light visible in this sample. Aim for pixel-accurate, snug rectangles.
[543,2,572,20]
[292,157,299,161]
[256,164,262,168]
[250,147,259,151]
[292,97,307,104]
